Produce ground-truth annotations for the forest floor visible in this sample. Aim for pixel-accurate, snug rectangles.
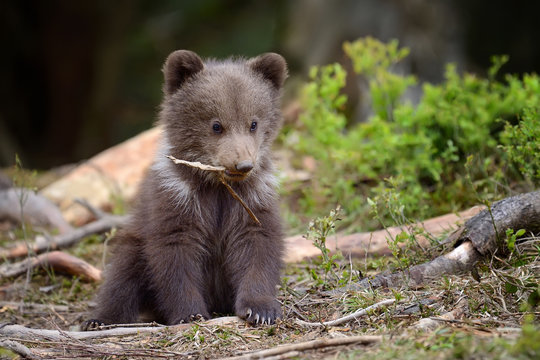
[1,218,538,359]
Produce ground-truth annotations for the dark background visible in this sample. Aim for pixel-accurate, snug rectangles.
[1,0,539,169]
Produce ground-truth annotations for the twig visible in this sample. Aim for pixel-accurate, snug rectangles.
[166,156,225,172]
[74,198,107,219]
[295,298,396,327]
[0,301,70,313]
[220,335,382,360]
[218,176,261,226]
[167,155,261,226]
[95,321,161,330]
[0,339,40,360]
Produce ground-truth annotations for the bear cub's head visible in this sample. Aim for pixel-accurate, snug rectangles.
[160,50,287,182]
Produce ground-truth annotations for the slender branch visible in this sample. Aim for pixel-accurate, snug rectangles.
[220,335,382,360]
[73,198,107,219]
[329,241,482,294]
[167,155,261,226]
[295,299,396,327]
[166,156,225,172]
[218,176,261,226]
[0,301,70,313]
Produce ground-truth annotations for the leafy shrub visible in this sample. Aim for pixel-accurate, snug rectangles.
[285,37,540,230]
[501,107,540,182]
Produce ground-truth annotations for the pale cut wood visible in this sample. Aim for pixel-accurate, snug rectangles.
[40,127,160,225]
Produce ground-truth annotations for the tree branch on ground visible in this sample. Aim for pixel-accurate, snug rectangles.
[336,191,539,293]
[295,298,396,327]
[0,213,127,259]
[0,251,102,282]
[219,335,382,360]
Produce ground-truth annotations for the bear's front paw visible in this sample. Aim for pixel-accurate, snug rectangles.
[81,319,105,331]
[236,296,281,325]
[171,311,210,325]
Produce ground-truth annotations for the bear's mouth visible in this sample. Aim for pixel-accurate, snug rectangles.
[223,169,250,181]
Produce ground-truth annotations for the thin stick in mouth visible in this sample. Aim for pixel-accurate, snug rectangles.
[166,155,261,226]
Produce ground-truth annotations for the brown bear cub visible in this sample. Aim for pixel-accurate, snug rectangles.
[83,50,287,329]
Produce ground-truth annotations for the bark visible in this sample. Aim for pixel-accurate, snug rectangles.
[456,190,540,255]
[337,191,540,292]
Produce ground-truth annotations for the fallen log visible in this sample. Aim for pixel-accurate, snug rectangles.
[1,191,534,285]
[455,191,540,255]
[339,191,540,292]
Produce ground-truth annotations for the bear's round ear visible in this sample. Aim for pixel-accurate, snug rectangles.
[248,53,288,90]
[163,50,204,95]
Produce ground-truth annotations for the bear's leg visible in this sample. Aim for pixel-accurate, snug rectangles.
[83,237,145,329]
[226,230,283,325]
[145,239,210,324]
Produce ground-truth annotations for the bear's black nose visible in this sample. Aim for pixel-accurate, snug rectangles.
[236,160,254,173]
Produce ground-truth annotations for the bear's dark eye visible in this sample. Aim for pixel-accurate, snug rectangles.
[250,121,257,132]
[212,122,222,134]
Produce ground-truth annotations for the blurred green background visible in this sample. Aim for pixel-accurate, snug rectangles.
[1,0,539,169]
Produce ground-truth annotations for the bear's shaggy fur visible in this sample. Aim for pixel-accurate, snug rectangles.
[85,50,287,327]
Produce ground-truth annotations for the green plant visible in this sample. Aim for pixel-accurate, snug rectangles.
[305,207,343,287]
[501,107,540,183]
[286,37,540,231]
